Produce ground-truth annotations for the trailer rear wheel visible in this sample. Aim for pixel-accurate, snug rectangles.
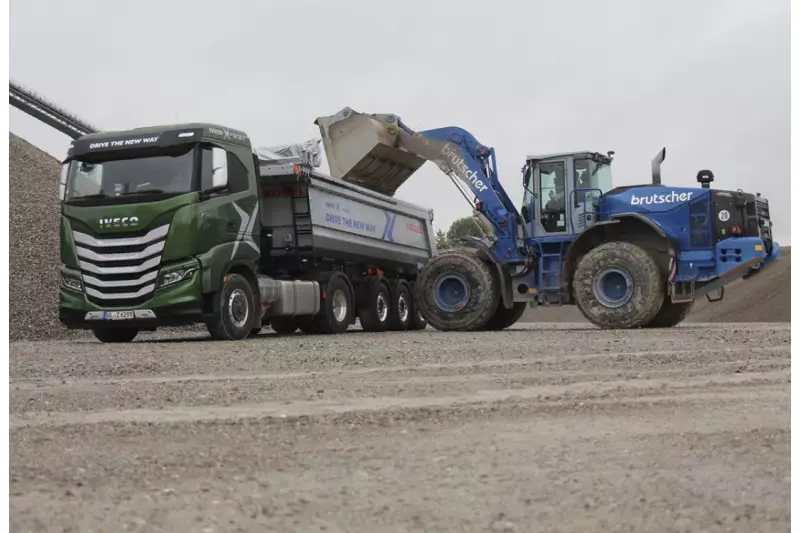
[387,280,413,331]
[358,276,391,332]
[302,272,353,334]
[92,327,138,343]
[413,249,500,331]
[409,309,428,330]
[572,242,664,329]
[270,316,298,335]
[645,298,694,328]
[481,302,527,331]
[207,273,257,341]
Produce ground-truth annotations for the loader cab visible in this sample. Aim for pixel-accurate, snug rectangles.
[521,151,614,238]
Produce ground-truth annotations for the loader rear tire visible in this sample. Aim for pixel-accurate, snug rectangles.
[413,248,500,331]
[573,241,664,329]
[481,302,527,331]
[645,298,694,328]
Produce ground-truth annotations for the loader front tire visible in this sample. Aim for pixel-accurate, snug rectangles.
[645,298,694,328]
[481,302,527,331]
[413,248,500,331]
[573,241,664,329]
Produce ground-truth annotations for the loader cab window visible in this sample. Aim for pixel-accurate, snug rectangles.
[573,158,613,207]
[539,161,567,232]
[200,146,250,194]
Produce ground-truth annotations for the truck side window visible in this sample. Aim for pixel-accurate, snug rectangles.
[539,161,566,232]
[200,147,250,194]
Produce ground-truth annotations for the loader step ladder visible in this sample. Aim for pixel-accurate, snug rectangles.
[536,241,568,305]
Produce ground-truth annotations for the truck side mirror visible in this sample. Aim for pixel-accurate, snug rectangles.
[211,147,229,189]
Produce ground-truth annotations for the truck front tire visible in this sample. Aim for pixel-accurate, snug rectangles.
[572,242,664,329]
[207,273,257,341]
[413,248,499,331]
[92,327,138,343]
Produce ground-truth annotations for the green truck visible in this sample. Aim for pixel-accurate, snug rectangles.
[58,121,437,342]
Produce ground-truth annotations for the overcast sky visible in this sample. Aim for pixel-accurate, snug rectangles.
[10,0,790,243]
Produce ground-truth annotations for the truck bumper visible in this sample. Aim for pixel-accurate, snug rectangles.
[58,268,205,330]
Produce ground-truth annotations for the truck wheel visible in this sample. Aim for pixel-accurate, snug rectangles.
[207,273,257,341]
[413,248,499,331]
[645,298,694,328]
[573,242,664,329]
[306,272,352,334]
[270,316,298,335]
[358,276,392,332]
[387,280,413,331]
[92,327,138,343]
[481,302,527,331]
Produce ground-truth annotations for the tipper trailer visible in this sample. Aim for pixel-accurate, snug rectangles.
[58,124,435,342]
[315,107,780,331]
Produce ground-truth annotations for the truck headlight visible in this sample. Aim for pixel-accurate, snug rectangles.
[61,275,83,292]
[158,267,198,289]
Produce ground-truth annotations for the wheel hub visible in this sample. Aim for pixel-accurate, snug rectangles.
[593,268,634,308]
[228,288,250,328]
[433,273,470,312]
[332,288,348,323]
[376,292,388,322]
[397,294,409,322]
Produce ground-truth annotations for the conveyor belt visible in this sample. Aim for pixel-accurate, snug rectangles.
[9,78,99,139]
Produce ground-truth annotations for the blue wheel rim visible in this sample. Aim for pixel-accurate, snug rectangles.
[433,273,470,312]
[593,268,633,308]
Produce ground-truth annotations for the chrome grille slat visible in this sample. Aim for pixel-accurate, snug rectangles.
[72,224,170,304]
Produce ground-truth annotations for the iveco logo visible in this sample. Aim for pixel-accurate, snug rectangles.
[99,216,140,228]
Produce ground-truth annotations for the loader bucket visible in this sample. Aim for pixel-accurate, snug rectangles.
[314,107,426,196]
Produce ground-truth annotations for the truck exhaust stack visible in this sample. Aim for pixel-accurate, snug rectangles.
[314,107,426,197]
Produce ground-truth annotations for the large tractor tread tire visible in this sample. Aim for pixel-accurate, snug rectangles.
[413,248,500,332]
[387,280,413,331]
[358,276,392,332]
[206,273,258,341]
[306,271,353,335]
[645,299,695,328]
[92,327,139,343]
[481,302,528,331]
[573,241,664,329]
[269,316,299,335]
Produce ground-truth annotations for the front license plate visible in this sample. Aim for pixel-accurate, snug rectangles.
[104,310,135,320]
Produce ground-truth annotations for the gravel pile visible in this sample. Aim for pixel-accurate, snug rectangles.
[9,133,78,341]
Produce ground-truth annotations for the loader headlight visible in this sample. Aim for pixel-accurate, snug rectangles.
[61,275,83,292]
[158,267,198,289]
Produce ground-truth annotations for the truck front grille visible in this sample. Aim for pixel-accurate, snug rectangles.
[73,223,170,307]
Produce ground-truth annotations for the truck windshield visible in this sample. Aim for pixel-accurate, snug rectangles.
[64,146,195,202]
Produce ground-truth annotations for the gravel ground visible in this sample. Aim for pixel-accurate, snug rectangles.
[10,322,790,533]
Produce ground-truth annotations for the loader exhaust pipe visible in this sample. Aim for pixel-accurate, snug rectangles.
[651,147,666,185]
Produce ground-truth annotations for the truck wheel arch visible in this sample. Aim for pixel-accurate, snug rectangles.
[562,214,675,304]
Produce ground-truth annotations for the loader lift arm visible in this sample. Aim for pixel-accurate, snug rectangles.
[315,109,528,264]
